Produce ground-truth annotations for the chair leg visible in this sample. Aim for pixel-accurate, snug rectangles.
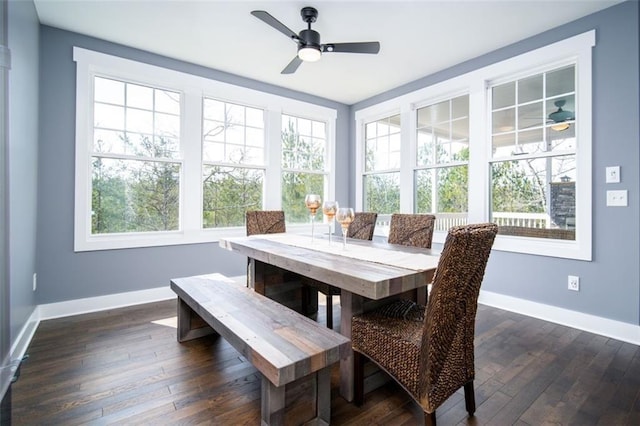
[353,351,365,406]
[424,411,436,426]
[463,381,475,415]
[326,294,333,329]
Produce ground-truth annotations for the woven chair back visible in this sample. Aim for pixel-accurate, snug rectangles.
[388,213,436,248]
[347,212,378,241]
[246,210,286,236]
[419,223,498,411]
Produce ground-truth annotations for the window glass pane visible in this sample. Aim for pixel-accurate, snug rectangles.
[203,99,225,121]
[365,114,401,172]
[451,117,469,140]
[127,84,153,110]
[155,112,180,138]
[95,77,124,105]
[202,166,264,228]
[364,172,400,214]
[518,102,543,130]
[416,128,433,167]
[492,81,515,109]
[94,103,124,130]
[126,108,153,134]
[415,165,468,231]
[281,171,324,223]
[491,155,575,240]
[245,107,264,128]
[94,129,125,154]
[154,89,180,115]
[518,74,543,104]
[546,65,575,98]
[227,103,245,126]
[492,107,515,134]
[281,115,325,172]
[451,95,469,119]
[91,157,180,234]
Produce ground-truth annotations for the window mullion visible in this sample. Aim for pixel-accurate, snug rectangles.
[182,89,203,234]
[400,104,413,212]
[265,109,282,209]
[467,80,488,223]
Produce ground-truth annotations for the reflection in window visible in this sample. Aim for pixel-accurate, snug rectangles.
[490,65,577,240]
[415,95,469,231]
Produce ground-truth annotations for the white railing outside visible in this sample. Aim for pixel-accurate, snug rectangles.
[375,211,551,237]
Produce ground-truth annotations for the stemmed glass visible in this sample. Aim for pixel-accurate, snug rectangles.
[322,201,338,245]
[305,194,322,242]
[336,207,355,249]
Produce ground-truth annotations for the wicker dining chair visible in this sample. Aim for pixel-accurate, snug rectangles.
[245,210,286,236]
[388,213,436,249]
[347,212,378,240]
[303,212,378,329]
[351,223,498,426]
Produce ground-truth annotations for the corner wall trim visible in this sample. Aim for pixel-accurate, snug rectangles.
[479,290,640,345]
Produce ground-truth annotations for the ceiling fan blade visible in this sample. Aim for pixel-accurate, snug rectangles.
[251,10,299,41]
[322,42,380,54]
[281,56,303,74]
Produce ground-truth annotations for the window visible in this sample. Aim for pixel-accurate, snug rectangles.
[281,114,327,223]
[490,66,576,240]
[414,95,469,231]
[91,77,182,235]
[355,31,594,260]
[202,98,265,228]
[74,48,336,251]
[363,114,401,213]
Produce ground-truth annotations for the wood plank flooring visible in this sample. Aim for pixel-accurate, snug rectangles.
[10,297,640,425]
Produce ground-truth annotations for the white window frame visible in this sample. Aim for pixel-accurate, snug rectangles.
[355,31,594,260]
[74,47,336,252]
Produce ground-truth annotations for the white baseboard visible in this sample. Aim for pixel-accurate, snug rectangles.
[9,307,39,366]
[38,286,177,320]
[479,290,640,345]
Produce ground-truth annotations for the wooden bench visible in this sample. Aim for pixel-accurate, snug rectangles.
[170,273,351,426]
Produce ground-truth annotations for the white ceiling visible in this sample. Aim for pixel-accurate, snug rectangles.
[33,0,622,105]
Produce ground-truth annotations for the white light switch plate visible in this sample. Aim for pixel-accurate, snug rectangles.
[606,190,627,206]
[606,166,620,183]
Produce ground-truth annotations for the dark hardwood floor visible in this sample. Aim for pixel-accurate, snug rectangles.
[10,296,640,425]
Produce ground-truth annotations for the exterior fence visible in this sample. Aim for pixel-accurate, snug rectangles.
[375,212,551,236]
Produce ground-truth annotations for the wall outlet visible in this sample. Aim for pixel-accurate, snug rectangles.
[568,275,579,292]
[32,273,37,291]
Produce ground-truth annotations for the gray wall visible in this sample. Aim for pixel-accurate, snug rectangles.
[8,0,39,346]
[36,26,351,304]
[352,1,640,325]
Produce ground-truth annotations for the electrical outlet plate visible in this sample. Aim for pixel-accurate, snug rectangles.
[606,190,628,207]
[568,275,579,291]
[32,273,37,291]
[606,166,620,183]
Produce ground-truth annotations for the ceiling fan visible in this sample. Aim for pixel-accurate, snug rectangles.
[251,7,381,74]
[548,100,574,131]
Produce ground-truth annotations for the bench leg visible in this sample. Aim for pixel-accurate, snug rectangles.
[261,376,285,426]
[177,297,215,342]
[316,366,331,425]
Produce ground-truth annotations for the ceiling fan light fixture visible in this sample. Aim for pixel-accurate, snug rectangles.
[551,122,570,132]
[298,46,321,62]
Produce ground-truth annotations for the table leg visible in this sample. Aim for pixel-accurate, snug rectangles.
[339,290,363,402]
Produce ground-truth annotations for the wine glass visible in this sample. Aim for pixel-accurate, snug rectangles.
[305,194,322,241]
[336,207,355,249]
[322,201,338,245]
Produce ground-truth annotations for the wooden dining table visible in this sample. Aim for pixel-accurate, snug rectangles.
[219,233,440,402]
